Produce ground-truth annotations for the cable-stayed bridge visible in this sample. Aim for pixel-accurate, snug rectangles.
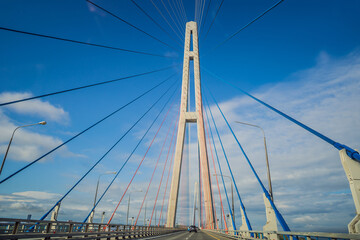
[0,0,359,239]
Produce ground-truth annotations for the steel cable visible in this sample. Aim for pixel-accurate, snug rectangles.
[204,94,252,231]
[198,0,206,33]
[199,0,212,37]
[150,0,184,43]
[166,0,185,33]
[172,0,187,27]
[40,79,177,222]
[149,112,179,226]
[204,107,227,230]
[206,85,290,231]
[158,124,177,226]
[195,0,199,24]
[81,85,179,224]
[160,0,185,37]
[0,26,173,58]
[134,110,176,227]
[87,0,179,52]
[178,0,188,23]
[203,0,224,41]
[106,91,178,226]
[210,0,284,53]
[203,68,360,162]
[0,75,175,185]
[129,0,183,48]
[0,65,177,107]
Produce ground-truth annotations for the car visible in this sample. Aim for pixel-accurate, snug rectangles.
[188,225,197,233]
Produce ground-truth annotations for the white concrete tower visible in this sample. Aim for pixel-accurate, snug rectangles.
[166,21,215,229]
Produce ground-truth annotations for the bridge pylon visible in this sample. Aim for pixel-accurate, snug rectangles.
[166,21,215,228]
[340,149,360,233]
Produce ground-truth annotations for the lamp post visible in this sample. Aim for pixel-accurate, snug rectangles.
[213,174,234,225]
[100,211,106,223]
[93,172,117,206]
[154,209,157,227]
[0,121,47,176]
[235,121,273,201]
[89,171,116,223]
[127,190,142,225]
[144,201,147,226]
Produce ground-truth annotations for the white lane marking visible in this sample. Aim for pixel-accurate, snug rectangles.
[186,232,194,239]
[140,231,187,239]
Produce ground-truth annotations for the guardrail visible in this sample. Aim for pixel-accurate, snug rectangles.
[205,229,360,240]
[0,218,181,239]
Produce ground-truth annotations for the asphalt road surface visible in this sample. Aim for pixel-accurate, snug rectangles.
[140,230,234,240]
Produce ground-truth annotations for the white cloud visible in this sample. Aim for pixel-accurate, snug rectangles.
[0,51,358,231]
[0,93,79,162]
[292,215,320,223]
[204,50,360,231]
[0,92,69,123]
[0,111,63,162]
[0,195,34,203]
[0,191,61,217]
[13,191,61,200]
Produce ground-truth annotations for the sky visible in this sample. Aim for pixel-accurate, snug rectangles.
[0,0,359,233]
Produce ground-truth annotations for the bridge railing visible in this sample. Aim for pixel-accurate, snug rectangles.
[0,218,180,239]
[206,229,360,240]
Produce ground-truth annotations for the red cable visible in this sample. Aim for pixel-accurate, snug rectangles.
[158,122,177,226]
[204,112,228,230]
[134,112,175,227]
[106,101,174,226]
[149,112,179,226]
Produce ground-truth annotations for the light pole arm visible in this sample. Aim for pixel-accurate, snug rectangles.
[234,121,273,201]
[235,121,265,137]
[1,122,46,176]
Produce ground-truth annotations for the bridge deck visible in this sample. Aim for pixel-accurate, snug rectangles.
[140,230,234,240]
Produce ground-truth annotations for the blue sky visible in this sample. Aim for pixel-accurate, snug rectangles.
[0,0,359,233]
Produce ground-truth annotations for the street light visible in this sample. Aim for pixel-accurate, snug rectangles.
[93,171,117,206]
[89,171,117,223]
[213,174,234,225]
[0,121,47,175]
[100,211,106,224]
[127,190,142,225]
[235,121,273,201]
[144,201,147,226]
